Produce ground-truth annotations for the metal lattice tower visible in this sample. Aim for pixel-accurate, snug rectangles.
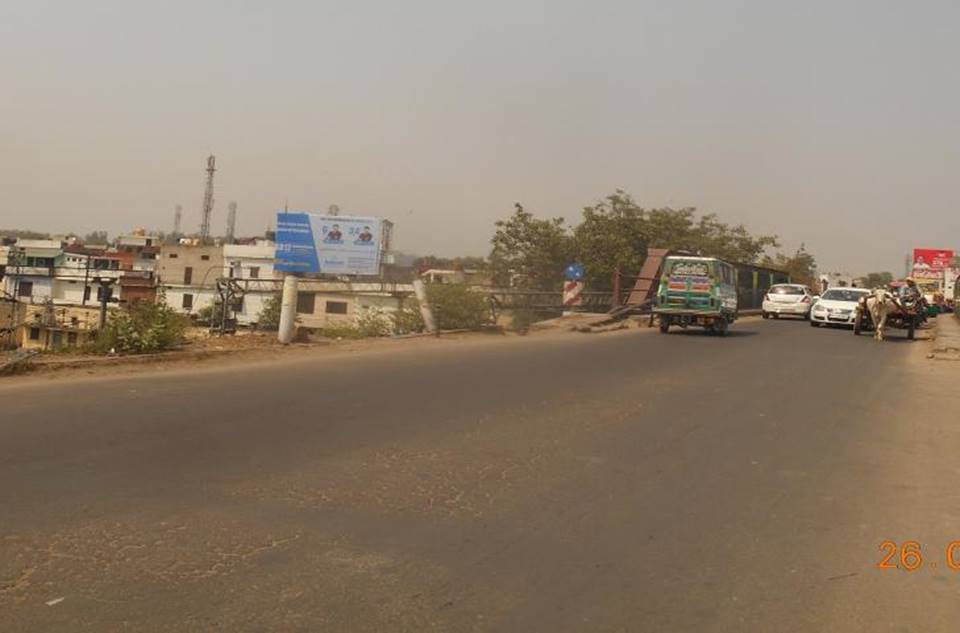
[199,155,216,244]
[226,201,237,243]
[174,204,182,235]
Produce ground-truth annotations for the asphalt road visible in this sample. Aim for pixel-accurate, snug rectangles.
[3,317,960,632]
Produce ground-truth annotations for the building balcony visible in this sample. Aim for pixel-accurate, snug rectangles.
[6,266,54,277]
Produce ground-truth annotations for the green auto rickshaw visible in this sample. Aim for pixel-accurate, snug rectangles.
[653,256,739,336]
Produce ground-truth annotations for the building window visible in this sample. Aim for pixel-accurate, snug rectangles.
[201,254,210,261]
[325,301,349,315]
[96,286,113,302]
[168,253,178,259]
[249,267,260,279]
[71,316,79,326]
[29,327,40,340]
[183,267,193,284]
[67,332,78,345]
[296,292,316,314]
[18,281,33,297]
[182,294,194,310]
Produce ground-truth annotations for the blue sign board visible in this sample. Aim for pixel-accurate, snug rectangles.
[276,212,382,275]
[564,263,585,281]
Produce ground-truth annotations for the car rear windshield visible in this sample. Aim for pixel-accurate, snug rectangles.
[821,289,867,301]
[770,285,805,295]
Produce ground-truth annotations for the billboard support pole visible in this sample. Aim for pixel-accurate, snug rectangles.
[278,274,299,344]
[412,279,437,335]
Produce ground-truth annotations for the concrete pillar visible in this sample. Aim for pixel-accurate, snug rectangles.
[278,274,299,344]
[412,279,437,334]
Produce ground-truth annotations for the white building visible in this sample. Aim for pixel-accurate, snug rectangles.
[223,241,279,325]
[1,240,62,304]
[293,281,414,330]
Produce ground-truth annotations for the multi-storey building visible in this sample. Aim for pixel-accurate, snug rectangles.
[157,244,224,315]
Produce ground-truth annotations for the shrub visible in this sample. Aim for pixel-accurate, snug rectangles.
[257,292,282,330]
[509,307,536,334]
[355,307,392,337]
[92,297,188,354]
[196,302,224,326]
[319,308,392,339]
[426,284,490,330]
[391,301,425,334]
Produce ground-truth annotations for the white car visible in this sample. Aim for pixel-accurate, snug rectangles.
[809,287,872,327]
[761,284,815,319]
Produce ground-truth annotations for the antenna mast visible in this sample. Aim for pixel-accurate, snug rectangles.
[226,201,237,243]
[200,154,216,244]
[174,204,182,235]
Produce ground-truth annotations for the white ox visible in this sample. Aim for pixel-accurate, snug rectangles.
[860,289,900,341]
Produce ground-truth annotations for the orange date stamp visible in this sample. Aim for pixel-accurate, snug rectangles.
[877,541,960,572]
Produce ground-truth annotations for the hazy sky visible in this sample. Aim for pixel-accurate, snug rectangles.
[2,1,959,274]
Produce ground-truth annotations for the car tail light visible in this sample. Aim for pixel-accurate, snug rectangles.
[801,296,811,303]
[764,294,771,301]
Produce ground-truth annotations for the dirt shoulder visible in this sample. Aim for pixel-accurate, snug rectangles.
[0,312,772,386]
[0,316,660,387]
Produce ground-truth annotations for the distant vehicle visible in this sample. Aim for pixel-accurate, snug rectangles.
[810,287,871,327]
[761,284,815,320]
[654,256,738,336]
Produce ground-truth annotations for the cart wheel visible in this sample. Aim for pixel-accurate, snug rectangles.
[853,310,862,335]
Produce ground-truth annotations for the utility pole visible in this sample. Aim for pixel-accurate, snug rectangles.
[81,252,90,306]
[277,274,299,344]
[94,277,116,330]
[412,279,437,335]
[200,155,216,245]
[174,204,182,236]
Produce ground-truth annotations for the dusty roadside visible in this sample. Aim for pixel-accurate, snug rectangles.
[1,312,770,385]
[0,316,660,387]
[0,313,773,385]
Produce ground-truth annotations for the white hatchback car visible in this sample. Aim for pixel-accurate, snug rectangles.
[809,287,872,327]
[761,284,815,319]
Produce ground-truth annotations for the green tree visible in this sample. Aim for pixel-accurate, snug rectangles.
[573,190,779,289]
[83,230,109,245]
[858,272,894,289]
[413,255,488,271]
[490,203,574,289]
[762,244,818,287]
[0,228,51,240]
[489,191,782,291]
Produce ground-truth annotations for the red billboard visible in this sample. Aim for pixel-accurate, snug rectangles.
[913,248,954,279]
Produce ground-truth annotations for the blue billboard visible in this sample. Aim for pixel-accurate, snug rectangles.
[275,212,383,275]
